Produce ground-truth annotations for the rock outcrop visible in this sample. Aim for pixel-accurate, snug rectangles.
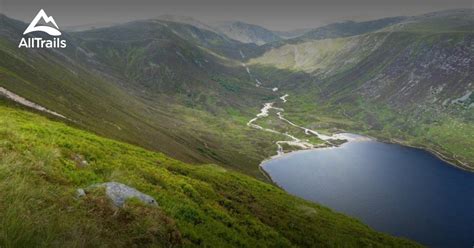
[78,182,158,207]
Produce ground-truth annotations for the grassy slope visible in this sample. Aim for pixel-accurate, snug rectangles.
[0,36,212,165]
[165,104,286,178]
[0,19,282,180]
[248,33,384,75]
[3,13,320,180]
[0,101,420,247]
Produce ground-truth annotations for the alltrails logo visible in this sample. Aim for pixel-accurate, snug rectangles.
[18,9,67,48]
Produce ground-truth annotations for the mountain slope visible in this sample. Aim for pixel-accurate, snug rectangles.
[0,14,282,179]
[297,16,406,41]
[0,100,420,247]
[0,14,213,164]
[240,16,408,61]
[249,33,386,76]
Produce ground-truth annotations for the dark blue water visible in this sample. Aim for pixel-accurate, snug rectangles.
[262,139,474,247]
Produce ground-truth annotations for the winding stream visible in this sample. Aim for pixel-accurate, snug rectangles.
[242,54,356,156]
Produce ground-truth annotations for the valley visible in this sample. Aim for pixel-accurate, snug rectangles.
[0,7,472,247]
[1,9,472,174]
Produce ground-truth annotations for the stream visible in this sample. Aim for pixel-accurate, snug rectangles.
[241,52,355,156]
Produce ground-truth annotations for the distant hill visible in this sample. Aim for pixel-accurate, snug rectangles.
[273,28,312,39]
[213,21,282,45]
[155,14,217,32]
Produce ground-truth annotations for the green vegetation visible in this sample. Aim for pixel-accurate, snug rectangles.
[0,16,281,180]
[169,104,287,179]
[281,94,474,169]
[0,103,419,247]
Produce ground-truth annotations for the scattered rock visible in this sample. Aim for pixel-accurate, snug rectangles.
[76,188,86,198]
[84,182,158,208]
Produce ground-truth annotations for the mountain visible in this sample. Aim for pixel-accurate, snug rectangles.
[251,9,473,107]
[2,9,472,172]
[249,9,474,167]
[0,14,277,179]
[236,17,408,59]
[213,21,282,45]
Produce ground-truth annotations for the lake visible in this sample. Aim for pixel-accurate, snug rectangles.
[262,137,474,247]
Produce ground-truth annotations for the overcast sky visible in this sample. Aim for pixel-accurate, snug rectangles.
[1,0,473,30]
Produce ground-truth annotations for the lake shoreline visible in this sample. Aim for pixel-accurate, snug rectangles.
[377,136,473,172]
[258,131,473,183]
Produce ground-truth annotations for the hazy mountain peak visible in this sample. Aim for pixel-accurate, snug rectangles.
[213,21,282,45]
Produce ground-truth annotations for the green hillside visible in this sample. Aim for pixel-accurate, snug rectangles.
[0,14,282,179]
[0,100,419,247]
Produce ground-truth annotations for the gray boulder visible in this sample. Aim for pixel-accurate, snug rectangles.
[80,182,158,207]
[76,188,86,198]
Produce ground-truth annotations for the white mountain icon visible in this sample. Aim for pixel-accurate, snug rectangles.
[23,9,62,36]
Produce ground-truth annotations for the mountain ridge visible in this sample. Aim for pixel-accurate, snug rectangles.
[212,21,283,45]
